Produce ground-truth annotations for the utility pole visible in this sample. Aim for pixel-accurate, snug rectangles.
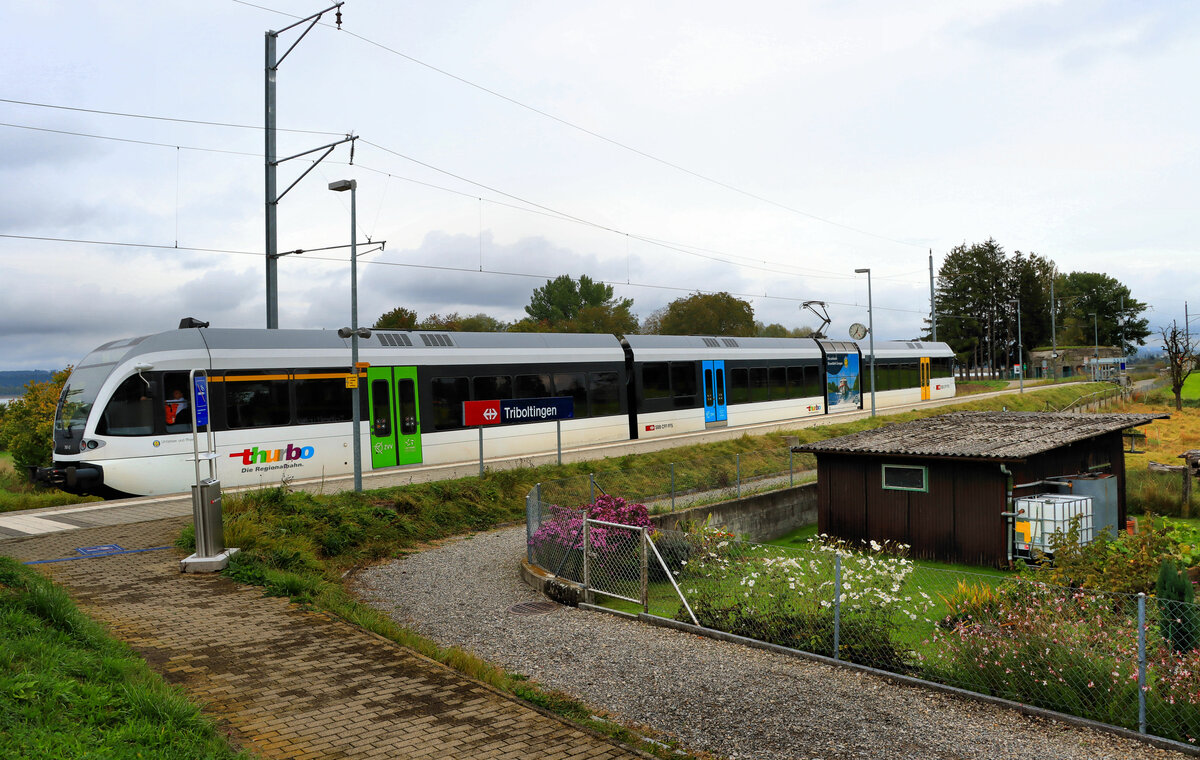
[264,2,355,329]
[929,250,937,341]
[1050,278,1057,380]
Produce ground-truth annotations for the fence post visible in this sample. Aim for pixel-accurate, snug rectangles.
[1138,592,1147,734]
[525,489,535,563]
[833,553,842,661]
[737,453,741,498]
[789,448,794,487]
[670,463,676,511]
[582,518,591,604]
[590,473,595,504]
[641,527,649,614]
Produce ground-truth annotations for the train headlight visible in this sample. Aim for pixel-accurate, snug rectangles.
[88,440,98,449]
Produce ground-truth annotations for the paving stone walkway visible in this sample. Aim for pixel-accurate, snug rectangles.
[1,518,645,760]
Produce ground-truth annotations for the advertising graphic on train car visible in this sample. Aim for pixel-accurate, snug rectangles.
[825,353,861,411]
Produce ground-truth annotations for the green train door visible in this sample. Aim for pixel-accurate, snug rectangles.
[367,366,423,469]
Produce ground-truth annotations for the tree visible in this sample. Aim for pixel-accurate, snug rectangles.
[373,307,417,330]
[755,322,814,338]
[933,240,1009,378]
[1161,320,1196,411]
[519,274,637,334]
[653,292,756,337]
[0,368,70,473]
[1056,272,1150,354]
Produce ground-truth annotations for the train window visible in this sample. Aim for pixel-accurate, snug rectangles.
[715,368,725,406]
[749,367,768,402]
[225,373,291,429]
[371,379,392,437]
[933,358,953,379]
[474,375,513,400]
[642,363,670,399]
[589,372,621,417]
[670,362,697,408]
[514,374,552,399]
[295,372,353,425]
[768,367,787,400]
[553,373,588,417]
[398,379,418,435]
[728,367,749,404]
[704,368,714,406]
[95,375,155,436]
[431,376,470,431]
[163,371,202,433]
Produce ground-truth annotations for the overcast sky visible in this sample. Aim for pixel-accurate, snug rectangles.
[1,1,1197,371]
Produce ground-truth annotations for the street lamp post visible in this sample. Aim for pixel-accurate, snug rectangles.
[855,268,876,417]
[1011,298,1023,392]
[329,179,367,492]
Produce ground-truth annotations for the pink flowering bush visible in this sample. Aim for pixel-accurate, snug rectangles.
[528,495,651,581]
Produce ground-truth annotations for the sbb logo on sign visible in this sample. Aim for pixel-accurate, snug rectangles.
[463,400,502,426]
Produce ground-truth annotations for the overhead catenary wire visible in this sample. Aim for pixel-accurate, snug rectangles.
[0,232,925,316]
[232,0,922,249]
[0,118,869,283]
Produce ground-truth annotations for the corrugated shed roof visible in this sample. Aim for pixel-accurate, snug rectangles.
[796,411,1168,461]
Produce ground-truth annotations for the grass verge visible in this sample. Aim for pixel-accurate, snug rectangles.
[0,556,248,759]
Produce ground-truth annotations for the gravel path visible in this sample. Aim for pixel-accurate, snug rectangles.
[357,526,1191,760]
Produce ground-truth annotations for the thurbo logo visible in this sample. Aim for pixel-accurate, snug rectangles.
[229,443,315,466]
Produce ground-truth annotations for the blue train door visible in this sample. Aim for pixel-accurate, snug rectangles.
[703,360,727,424]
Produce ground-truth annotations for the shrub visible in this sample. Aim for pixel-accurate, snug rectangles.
[1029,514,1182,595]
[1156,559,1199,653]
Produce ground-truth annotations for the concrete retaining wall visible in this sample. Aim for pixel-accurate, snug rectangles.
[650,482,817,542]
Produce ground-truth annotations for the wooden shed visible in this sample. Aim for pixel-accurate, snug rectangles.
[796,411,1167,567]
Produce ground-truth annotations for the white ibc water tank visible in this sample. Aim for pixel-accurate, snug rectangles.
[1014,493,1094,557]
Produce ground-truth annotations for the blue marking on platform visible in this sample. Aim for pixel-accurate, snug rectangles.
[24,546,173,565]
[77,544,123,556]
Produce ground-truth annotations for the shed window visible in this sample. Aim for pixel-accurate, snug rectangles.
[882,464,928,492]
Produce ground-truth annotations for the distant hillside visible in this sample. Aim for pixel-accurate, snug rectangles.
[0,370,53,396]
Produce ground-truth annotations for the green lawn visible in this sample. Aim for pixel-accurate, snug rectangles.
[1183,373,1200,400]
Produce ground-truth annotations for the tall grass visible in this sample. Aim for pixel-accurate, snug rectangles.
[0,556,248,759]
[1121,392,1200,517]
[0,456,100,513]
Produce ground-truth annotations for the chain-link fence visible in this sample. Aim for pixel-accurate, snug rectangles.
[525,499,1200,745]
[534,447,810,517]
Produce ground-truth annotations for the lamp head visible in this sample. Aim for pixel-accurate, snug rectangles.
[328,179,357,192]
[854,268,870,274]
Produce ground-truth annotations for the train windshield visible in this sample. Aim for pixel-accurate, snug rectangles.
[55,363,116,433]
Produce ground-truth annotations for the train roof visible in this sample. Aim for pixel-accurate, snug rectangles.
[75,327,629,370]
[622,334,822,361]
[860,340,955,359]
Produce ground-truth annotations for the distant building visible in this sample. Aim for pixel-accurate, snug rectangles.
[797,411,1165,566]
[1028,346,1123,380]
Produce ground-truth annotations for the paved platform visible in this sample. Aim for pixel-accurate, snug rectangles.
[1,519,647,760]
